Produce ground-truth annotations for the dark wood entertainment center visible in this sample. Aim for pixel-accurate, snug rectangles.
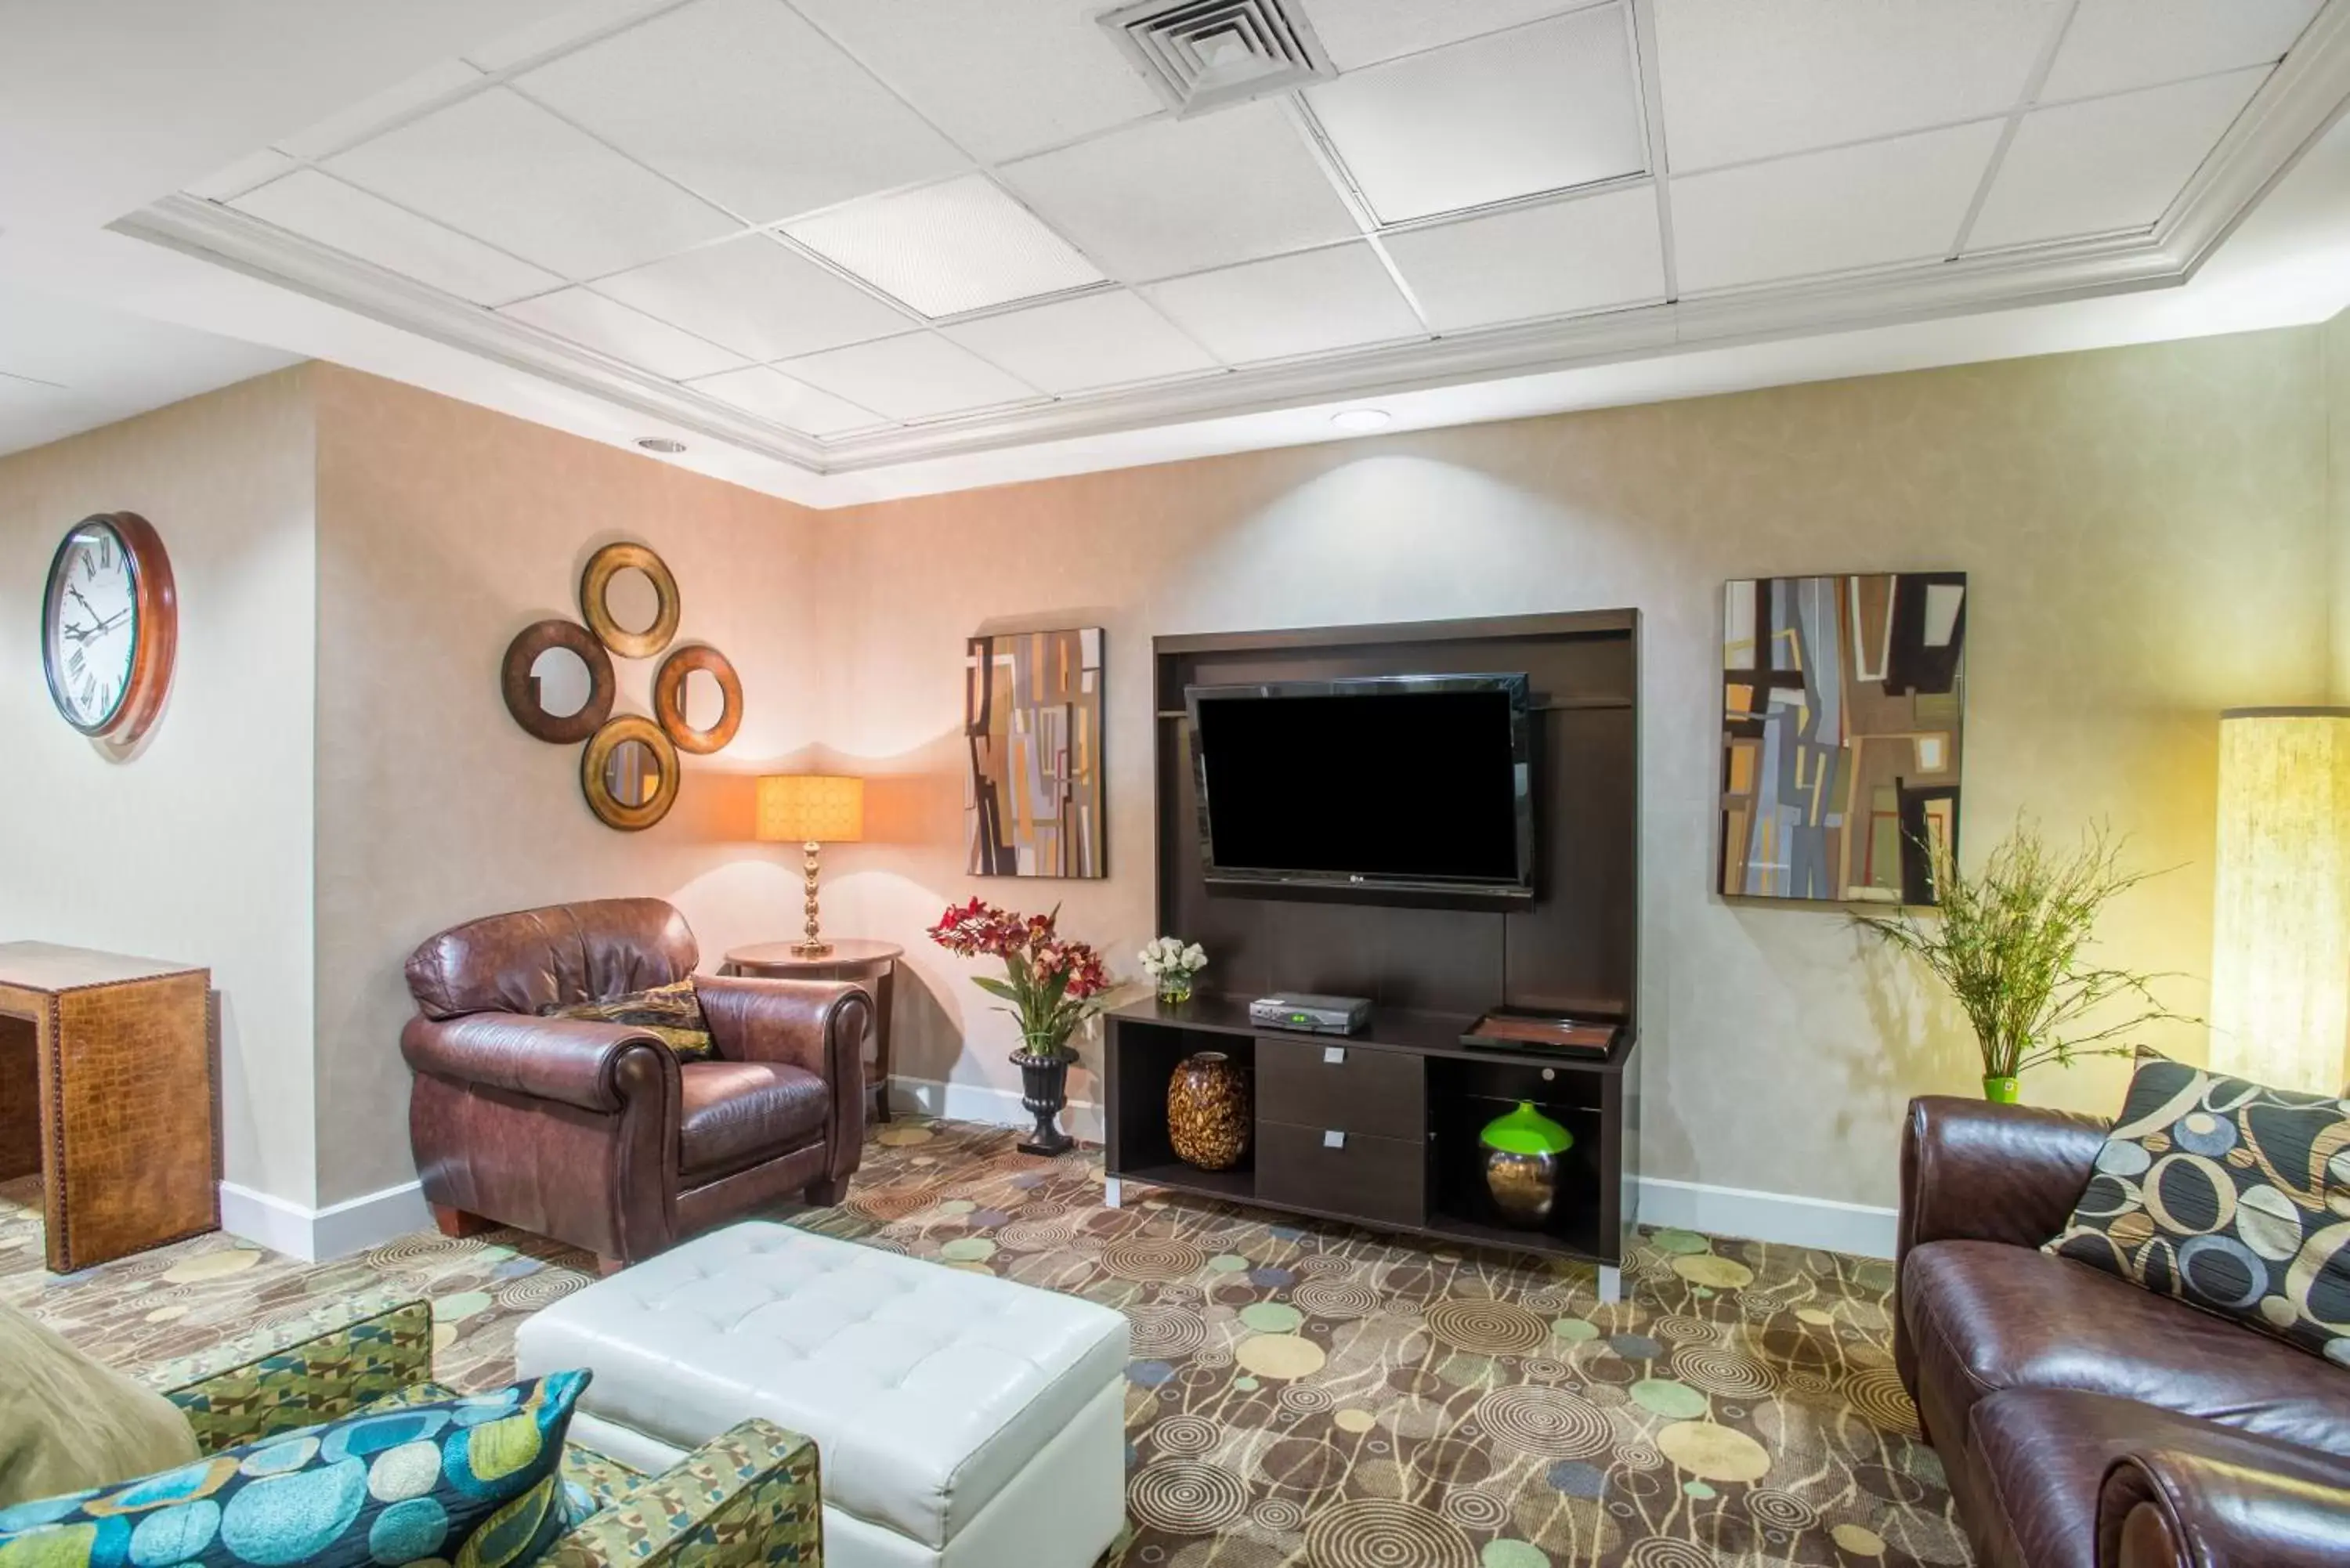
[1104,609,1640,1299]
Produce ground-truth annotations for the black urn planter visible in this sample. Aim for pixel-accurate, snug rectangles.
[1012,1045,1076,1156]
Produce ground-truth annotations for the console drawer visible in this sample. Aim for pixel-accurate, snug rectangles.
[1256,1121,1426,1228]
[1256,1037,1424,1141]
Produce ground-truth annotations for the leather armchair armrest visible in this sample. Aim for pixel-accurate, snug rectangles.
[695,974,873,1085]
[1898,1094,2108,1266]
[2101,1444,2350,1568]
[400,1010,673,1114]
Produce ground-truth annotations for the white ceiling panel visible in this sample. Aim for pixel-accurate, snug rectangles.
[1000,98,1359,281]
[1307,0,1600,71]
[591,234,913,360]
[1142,244,1424,363]
[463,0,677,70]
[1383,186,1665,331]
[501,287,748,378]
[1307,6,1645,224]
[778,333,1039,420]
[1671,120,2004,292]
[791,0,1162,164]
[945,290,1219,392]
[515,0,966,225]
[686,363,882,436]
[1654,0,2057,172]
[1969,67,2270,251]
[2039,0,2319,103]
[325,88,738,279]
[184,147,298,202]
[230,169,564,306]
[274,60,485,160]
[783,175,1104,318]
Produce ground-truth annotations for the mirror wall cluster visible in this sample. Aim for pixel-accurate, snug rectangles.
[500,542,742,831]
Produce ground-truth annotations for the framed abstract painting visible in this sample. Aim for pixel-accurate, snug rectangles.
[1719,573,1965,904]
[965,627,1106,878]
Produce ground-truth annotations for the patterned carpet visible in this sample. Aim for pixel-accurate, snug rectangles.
[2,1119,1961,1566]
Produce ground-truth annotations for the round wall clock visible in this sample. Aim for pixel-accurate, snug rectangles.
[42,511,177,743]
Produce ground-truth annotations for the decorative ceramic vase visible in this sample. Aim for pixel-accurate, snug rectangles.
[1481,1100,1571,1228]
[1012,1041,1076,1157]
[1168,1050,1250,1171]
[1158,970,1196,1005]
[1983,1074,2021,1104]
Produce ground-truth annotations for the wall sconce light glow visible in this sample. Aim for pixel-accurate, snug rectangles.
[636,436,687,453]
[2211,707,2350,1093]
[1331,408,1391,432]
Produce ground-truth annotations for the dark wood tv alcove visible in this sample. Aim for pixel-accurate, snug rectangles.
[1105,609,1641,1297]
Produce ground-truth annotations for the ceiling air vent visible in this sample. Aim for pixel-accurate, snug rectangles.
[1097,0,1336,117]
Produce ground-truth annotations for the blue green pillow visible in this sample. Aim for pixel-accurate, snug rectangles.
[0,1370,590,1568]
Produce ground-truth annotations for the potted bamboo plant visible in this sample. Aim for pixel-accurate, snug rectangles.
[1853,820,2187,1102]
[928,898,1112,1154]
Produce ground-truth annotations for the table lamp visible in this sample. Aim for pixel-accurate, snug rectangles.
[757,775,865,958]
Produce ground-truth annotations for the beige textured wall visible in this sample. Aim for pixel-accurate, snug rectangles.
[0,369,320,1205]
[310,367,827,1204]
[813,330,2332,1210]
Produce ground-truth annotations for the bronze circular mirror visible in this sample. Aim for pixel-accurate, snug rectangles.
[653,645,743,754]
[501,619,615,743]
[581,714,680,831]
[580,542,681,659]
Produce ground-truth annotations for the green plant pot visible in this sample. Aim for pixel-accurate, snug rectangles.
[1982,1075,2021,1104]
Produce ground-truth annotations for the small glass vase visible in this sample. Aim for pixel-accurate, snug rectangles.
[1157,970,1196,1005]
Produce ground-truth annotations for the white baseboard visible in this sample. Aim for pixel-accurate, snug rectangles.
[891,1075,1104,1144]
[1633,1176,1896,1259]
[219,1180,431,1263]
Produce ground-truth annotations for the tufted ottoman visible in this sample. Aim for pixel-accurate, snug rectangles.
[513,1222,1130,1568]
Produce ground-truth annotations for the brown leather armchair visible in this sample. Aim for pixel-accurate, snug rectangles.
[1896,1095,2350,1567]
[400,898,873,1270]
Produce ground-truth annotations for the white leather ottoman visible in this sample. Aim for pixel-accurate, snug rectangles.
[514,1222,1129,1568]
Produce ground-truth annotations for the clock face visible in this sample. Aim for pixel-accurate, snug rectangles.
[43,519,142,732]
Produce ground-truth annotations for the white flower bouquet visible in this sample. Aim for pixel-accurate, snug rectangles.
[1139,935,1208,1002]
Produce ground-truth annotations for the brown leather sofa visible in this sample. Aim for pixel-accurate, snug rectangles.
[400,897,873,1270]
[1896,1095,2350,1567]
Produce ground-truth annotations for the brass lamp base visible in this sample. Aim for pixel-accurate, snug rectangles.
[791,941,836,959]
[795,840,833,958]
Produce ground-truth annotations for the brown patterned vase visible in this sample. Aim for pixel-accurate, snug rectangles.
[1167,1051,1250,1172]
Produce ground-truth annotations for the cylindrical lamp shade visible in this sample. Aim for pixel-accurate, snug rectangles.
[2211,709,2350,1093]
[755,775,865,844]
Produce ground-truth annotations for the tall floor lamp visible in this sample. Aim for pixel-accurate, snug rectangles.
[2210,708,2350,1092]
[756,775,865,959]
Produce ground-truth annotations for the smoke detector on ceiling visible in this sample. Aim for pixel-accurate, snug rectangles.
[1097,0,1336,117]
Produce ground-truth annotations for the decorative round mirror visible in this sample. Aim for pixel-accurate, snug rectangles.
[580,542,681,659]
[501,619,616,743]
[653,645,743,754]
[581,714,680,831]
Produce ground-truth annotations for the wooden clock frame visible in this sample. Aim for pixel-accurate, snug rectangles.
[42,511,178,745]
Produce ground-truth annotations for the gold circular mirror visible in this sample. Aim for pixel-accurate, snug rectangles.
[580,714,680,830]
[501,619,615,743]
[653,644,743,754]
[580,542,681,659]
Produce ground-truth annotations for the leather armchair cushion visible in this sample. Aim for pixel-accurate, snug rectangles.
[1905,1240,2350,1458]
[544,979,717,1062]
[407,898,698,1021]
[678,1062,829,1178]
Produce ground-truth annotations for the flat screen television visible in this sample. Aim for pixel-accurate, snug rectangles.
[1186,673,1535,898]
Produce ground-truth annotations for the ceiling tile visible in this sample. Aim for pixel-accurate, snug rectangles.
[2039,0,2319,103]
[1141,244,1424,363]
[463,0,676,70]
[777,334,1039,421]
[1000,98,1358,281]
[1307,6,1645,224]
[325,88,737,279]
[945,291,1218,393]
[686,364,882,436]
[229,169,564,306]
[274,60,485,160]
[1382,186,1665,331]
[1654,0,2057,171]
[515,0,966,224]
[1307,0,1595,71]
[791,0,1161,164]
[184,147,298,202]
[1670,120,2003,292]
[591,233,913,359]
[500,287,748,378]
[782,175,1104,318]
[1969,67,2270,251]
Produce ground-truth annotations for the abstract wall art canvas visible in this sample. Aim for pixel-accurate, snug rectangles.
[1719,573,1965,904]
[965,627,1105,878]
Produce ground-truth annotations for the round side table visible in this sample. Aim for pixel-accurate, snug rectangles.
[721,939,903,1125]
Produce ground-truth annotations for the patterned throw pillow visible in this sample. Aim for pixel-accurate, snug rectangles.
[2044,1053,2350,1362]
[541,979,716,1063]
[0,1370,590,1568]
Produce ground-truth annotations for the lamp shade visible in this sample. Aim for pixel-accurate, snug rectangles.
[2211,708,2350,1093]
[756,775,865,844]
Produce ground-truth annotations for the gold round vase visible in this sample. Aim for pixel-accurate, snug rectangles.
[1168,1050,1250,1172]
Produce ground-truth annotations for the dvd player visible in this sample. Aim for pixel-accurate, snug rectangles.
[1249,993,1372,1035]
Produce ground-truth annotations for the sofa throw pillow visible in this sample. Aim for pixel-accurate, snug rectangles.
[2043,1051,2350,1362]
[0,1299,199,1508]
[0,1369,591,1568]
[541,979,715,1062]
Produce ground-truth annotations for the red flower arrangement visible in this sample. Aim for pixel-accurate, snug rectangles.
[928,898,1112,1059]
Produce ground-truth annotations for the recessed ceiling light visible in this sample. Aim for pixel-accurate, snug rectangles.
[1332,408,1391,431]
[636,436,686,453]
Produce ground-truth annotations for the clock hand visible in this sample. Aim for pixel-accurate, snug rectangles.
[65,610,128,642]
[67,585,101,621]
